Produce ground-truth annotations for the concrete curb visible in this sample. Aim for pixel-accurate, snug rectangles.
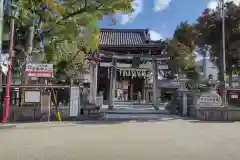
[0,124,16,130]
[0,122,78,130]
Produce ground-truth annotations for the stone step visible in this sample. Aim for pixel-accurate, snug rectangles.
[113,105,160,108]
[113,102,167,108]
[114,101,150,105]
[101,107,168,114]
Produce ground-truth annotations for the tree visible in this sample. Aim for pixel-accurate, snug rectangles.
[168,22,199,80]
[6,0,134,81]
[195,2,240,86]
[44,39,89,81]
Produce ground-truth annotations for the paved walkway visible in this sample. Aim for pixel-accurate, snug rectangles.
[101,104,168,114]
[0,118,240,160]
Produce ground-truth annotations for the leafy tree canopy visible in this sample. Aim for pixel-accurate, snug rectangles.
[5,0,134,80]
[195,1,240,77]
[168,22,199,80]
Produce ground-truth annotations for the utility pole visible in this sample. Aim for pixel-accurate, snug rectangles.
[2,3,16,123]
[0,0,4,105]
[219,0,227,106]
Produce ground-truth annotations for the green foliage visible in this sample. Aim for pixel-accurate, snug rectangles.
[7,0,133,80]
[44,39,89,80]
[168,22,199,80]
[195,2,240,75]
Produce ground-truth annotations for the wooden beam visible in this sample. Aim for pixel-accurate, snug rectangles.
[100,53,169,60]
[99,44,166,50]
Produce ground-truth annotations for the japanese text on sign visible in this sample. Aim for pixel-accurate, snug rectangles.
[25,64,53,72]
[25,64,53,77]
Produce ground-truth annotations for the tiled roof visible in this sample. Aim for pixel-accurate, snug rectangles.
[100,28,151,46]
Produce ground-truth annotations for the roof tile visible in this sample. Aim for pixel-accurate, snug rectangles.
[100,28,150,46]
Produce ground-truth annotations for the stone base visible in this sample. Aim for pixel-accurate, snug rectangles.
[6,105,105,122]
[79,104,104,120]
[190,107,240,121]
[108,105,114,110]
[78,113,104,121]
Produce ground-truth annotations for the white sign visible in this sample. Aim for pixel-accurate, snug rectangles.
[25,91,41,103]
[69,87,80,117]
[25,64,53,77]
[196,91,222,108]
[0,54,9,75]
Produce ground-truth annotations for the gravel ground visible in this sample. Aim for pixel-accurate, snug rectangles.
[0,118,240,160]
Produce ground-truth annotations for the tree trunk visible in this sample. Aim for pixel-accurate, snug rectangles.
[24,24,35,84]
[218,49,227,105]
[229,73,232,87]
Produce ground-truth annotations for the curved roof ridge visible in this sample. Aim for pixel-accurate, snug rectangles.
[100,28,147,32]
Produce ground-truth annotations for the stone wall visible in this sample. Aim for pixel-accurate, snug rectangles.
[8,96,103,122]
[190,107,240,121]
[9,106,70,122]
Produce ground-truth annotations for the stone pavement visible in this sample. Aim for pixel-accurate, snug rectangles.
[0,117,240,160]
[104,113,179,121]
[101,104,168,114]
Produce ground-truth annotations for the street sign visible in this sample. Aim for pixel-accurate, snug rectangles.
[25,64,53,78]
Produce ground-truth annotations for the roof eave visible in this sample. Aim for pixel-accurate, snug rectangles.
[99,44,164,49]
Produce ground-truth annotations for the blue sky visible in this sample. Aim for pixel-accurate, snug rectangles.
[99,0,239,40]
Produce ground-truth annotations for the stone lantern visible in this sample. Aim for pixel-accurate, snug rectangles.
[178,74,189,117]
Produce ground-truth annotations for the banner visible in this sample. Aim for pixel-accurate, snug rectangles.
[25,63,53,77]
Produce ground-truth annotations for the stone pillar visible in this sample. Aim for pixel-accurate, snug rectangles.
[152,59,158,107]
[179,74,188,117]
[108,57,117,109]
[130,78,134,100]
[142,85,146,103]
[92,62,98,104]
[89,62,93,103]
[89,61,98,104]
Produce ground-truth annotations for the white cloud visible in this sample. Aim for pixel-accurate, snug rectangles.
[121,0,143,24]
[153,0,172,12]
[120,0,171,25]
[207,0,240,9]
[149,30,163,40]
[207,0,218,9]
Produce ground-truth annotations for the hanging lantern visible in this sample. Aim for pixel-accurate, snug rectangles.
[142,70,145,77]
[126,70,130,76]
[119,69,122,76]
[137,70,141,77]
[108,68,110,78]
[123,69,126,77]
[132,70,136,77]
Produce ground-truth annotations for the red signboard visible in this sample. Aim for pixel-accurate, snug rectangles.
[25,64,53,78]
[25,72,53,77]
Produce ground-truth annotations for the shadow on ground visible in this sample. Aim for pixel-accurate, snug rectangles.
[189,120,236,123]
[75,114,181,125]
[0,114,183,130]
